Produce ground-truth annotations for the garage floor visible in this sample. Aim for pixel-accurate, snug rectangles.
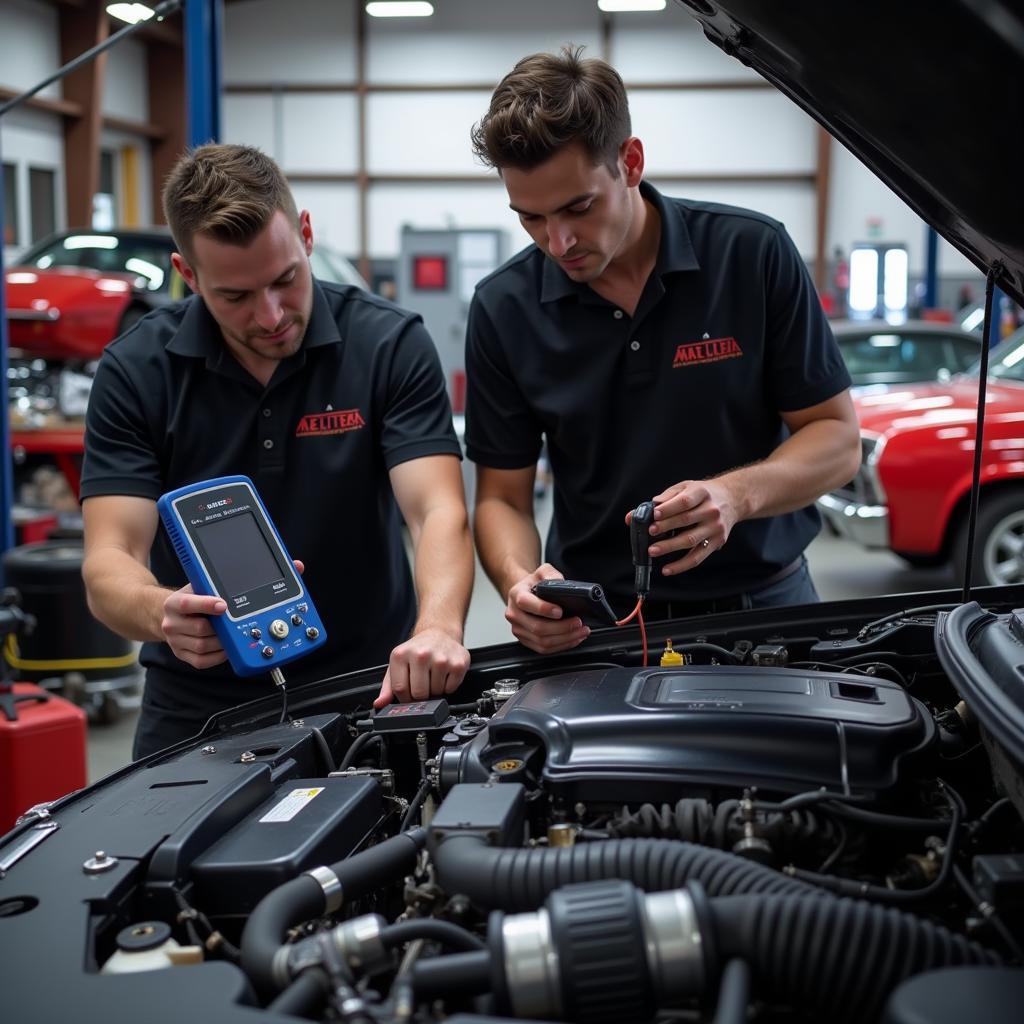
[84,494,958,783]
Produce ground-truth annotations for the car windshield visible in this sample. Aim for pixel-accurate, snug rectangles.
[966,325,1024,382]
[17,233,174,293]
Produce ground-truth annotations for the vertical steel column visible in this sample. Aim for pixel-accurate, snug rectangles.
[185,0,223,147]
[923,225,938,311]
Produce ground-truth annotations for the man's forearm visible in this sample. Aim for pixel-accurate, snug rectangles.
[410,506,474,639]
[83,547,170,643]
[474,496,543,600]
[718,417,861,522]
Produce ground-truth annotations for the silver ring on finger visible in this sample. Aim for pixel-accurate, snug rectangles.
[701,538,710,549]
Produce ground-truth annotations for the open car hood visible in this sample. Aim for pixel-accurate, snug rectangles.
[677,0,1024,306]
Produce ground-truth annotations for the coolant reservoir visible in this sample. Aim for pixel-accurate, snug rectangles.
[101,921,202,974]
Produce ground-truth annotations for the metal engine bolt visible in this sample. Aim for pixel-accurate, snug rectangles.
[201,745,216,755]
[83,850,119,874]
[240,751,256,763]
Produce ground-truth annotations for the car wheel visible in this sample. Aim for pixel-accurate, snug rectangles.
[955,490,1024,586]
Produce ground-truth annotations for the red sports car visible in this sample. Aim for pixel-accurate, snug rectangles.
[818,325,1024,586]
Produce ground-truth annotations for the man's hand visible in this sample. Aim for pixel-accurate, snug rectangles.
[374,627,471,708]
[160,585,228,670]
[505,563,590,654]
[159,560,303,672]
[625,480,740,577]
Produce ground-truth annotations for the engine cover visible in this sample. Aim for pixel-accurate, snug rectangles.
[450,666,935,802]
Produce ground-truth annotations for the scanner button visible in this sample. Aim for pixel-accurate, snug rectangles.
[269,619,289,639]
[297,603,308,613]
[261,646,275,659]
[291,614,303,626]
[249,627,262,640]
[305,627,320,640]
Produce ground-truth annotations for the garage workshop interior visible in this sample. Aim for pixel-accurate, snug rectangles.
[2,2,1024,1023]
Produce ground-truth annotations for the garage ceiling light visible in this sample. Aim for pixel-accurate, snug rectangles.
[106,3,155,24]
[598,0,667,11]
[366,1,435,17]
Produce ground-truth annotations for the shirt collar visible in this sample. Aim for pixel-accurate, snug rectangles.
[165,278,343,357]
[539,179,701,304]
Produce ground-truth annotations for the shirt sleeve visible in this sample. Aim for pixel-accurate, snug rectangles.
[463,295,543,469]
[377,317,462,470]
[763,223,852,412]
[79,350,164,500]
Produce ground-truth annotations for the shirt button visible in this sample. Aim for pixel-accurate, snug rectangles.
[630,340,641,352]
[613,310,624,319]
[263,439,274,450]
[262,408,272,418]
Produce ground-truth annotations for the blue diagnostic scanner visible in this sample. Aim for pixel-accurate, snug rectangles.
[157,475,327,677]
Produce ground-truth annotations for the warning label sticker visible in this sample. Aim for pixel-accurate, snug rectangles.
[259,787,324,823]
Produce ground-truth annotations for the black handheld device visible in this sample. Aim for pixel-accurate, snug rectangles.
[630,500,655,597]
[531,579,618,628]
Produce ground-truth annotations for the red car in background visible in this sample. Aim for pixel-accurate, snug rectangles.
[5,228,181,361]
[818,326,1024,586]
[5,229,368,422]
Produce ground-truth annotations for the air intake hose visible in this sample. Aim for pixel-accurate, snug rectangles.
[709,891,1000,1022]
[241,828,426,997]
[430,833,819,912]
[488,880,999,1024]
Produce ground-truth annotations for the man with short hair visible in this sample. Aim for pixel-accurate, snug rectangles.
[465,48,861,653]
[82,143,473,757]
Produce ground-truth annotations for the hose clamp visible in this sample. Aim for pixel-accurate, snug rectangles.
[641,888,705,1000]
[502,908,563,1019]
[305,865,343,914]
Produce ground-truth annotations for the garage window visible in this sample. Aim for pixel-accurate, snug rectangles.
[2,163,18,247]
[29,167,56,244]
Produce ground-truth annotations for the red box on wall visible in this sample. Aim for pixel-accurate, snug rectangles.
[0,683,87,832]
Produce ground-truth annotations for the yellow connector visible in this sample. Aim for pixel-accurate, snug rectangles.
[660,638,684,667]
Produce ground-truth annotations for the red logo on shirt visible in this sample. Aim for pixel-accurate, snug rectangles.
[672,337,743,368]
[295,408,365,437]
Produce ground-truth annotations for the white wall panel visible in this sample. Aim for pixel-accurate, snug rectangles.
[367,182,520,258]
[633,89,815,176]
[650,178,816,259]
[0,0,61,99]
[223,0,357,85]
[281,93,358,173]
[611,18,760,82]
[291,182,360,255]
[366,0,600,84]
[223,94,278,157]
[102,38,148,122]
[367,92,493,175]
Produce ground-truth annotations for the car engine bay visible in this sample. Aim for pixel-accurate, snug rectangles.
[2,595,1023,1023]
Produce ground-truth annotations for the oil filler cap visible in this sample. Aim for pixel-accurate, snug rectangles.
[116,921,172,952]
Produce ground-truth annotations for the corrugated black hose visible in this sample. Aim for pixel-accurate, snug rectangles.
[431,834,820,912]
[708,890,1000,1023]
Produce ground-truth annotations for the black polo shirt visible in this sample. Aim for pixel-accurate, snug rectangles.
[81,280,461,714]
[465,181,850,606]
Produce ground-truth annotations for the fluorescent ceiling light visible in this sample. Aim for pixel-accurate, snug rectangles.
[598,0,667,12]
[366,1,434,17]
[106,3,155,24]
